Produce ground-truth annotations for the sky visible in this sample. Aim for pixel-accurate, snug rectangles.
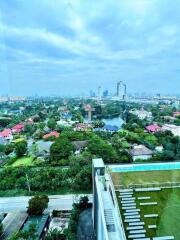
[0,0,180,96]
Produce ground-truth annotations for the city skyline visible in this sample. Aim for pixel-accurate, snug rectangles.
[1,0,180,96]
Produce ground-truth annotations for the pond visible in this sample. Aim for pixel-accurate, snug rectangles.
[102,116,124,128]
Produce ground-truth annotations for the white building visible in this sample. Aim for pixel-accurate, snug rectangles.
[130,109,152,120]
[93,158,126,240]
[162,124,180,137]
[117,81,126,100]
[129,145,153,161]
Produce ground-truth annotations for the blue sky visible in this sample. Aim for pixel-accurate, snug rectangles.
[0,0,180,96]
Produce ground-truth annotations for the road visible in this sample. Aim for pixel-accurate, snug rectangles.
[0,194,92,213]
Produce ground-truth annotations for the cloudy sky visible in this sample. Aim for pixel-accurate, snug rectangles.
[0,0,180,96]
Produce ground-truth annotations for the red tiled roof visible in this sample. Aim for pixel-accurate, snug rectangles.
[12,123,25,133]
[43,131,60,139]
[145,124,161,133]
[0,128,12,137]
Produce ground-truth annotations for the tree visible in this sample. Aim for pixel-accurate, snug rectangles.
[50,138,74,164]
[24,124,36,136]
[48,118,56,130]
[93,120,105,128]
[88,136,118,163]
[4,143,14,155]
[9,223,37,240]
[38,122,46,131]
[67,196,90,240]
[0,223,3,236]
[15,141,27,157]
[27,195,49,216]
[45,229,66,240]
[0,144,5,153]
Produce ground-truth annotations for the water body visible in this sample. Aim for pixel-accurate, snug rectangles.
[102,117,124,128]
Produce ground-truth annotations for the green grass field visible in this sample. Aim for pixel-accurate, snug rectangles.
[117,188,180,238]
[111,170,180,187]
[12,156,34,167]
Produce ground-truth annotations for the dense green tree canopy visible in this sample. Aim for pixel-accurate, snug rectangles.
[15,141,27,157]
[50,138,74,164]
[27,195,49,216]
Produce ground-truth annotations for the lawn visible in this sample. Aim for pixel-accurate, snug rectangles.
[111,169,180,187]
[12,156,34,167]
[116,188,180,239]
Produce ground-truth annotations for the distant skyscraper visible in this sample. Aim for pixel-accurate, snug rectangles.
[90,90,96,98]
[117,81,126,100]
[98,86,102,100]
[103,90,108,97]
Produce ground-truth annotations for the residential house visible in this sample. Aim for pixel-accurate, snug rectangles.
[36,140,53,157]
[163,116,176,122]
[145,124,161,133]
[72,140,88,155]
[130,109,152,120]
[0,129,13,141]
[162,124,180,137]
[43,131,60,140]
[103,125,119,132]
[74,123,93,132]
[155,145,164,153]
[130,144,153,161]
[11,123,24,133]
[62,112,72,120]
[94,125,119,133]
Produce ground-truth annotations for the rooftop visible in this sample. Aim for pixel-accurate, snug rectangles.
[130,145,153,156]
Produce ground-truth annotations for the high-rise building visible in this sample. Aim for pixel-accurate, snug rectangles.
[90,90,96,98]
[98,86,102,100]
[103,90,109,97]
[117,81,126,100]
[92,158,178,239]
[92,158,126,240]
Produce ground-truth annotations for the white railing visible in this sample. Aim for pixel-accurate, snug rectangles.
[95,174,110,240]
[114,181,180,190]
[108,173,127,240]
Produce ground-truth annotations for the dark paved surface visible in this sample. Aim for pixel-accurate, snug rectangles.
[77,208,95,240]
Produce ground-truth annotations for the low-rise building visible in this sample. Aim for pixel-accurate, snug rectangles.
[36,141,53,157]
[72,140,88,155]
[43,131,60,140]
[130,144,153,161]
[74,123,93,132]
[11,123,24,133]
[0,129,13,141]
[130,109,152,120]
[145,124,161,133]
[162,124,180,136]
[92,158,126,240]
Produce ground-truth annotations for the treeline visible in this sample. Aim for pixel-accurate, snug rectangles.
[0,152,92,194]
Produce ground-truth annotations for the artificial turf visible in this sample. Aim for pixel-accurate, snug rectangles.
[111,169,180,187]
[116,188,180,239]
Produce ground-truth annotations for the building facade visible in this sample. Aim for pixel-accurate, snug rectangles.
[92,158,126,240]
